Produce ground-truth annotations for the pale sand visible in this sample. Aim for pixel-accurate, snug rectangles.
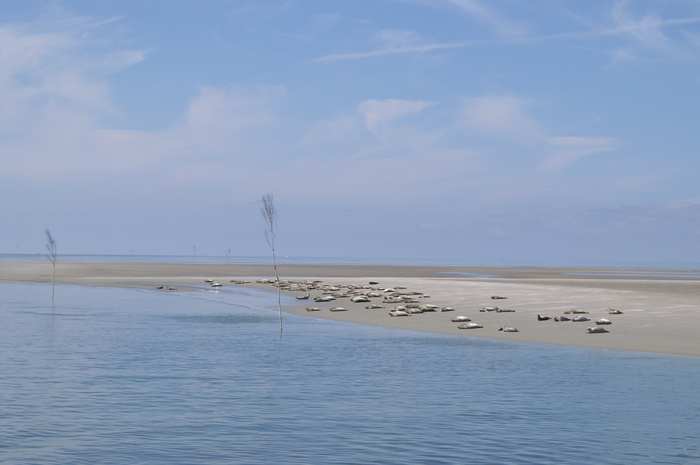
[2,261,699,357]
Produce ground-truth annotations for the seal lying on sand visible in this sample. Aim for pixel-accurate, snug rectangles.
[498,326,519,332]
[458,322,483,329]
[587,327,609,334]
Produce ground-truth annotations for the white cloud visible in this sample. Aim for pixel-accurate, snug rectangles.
[357,99,434,135]
[0,27,72,79]
[292,98,476,204]
[0,19,280,183]
[297,96,625,209]
[462,95,539,139]
[0,10,640,220]
[0,16,154,183]
[0,18,151,131]
[542,136,617,171]
[102,49,147,73]
[0,26,105,131]
[181,86,279,150]
[0,83,282,183]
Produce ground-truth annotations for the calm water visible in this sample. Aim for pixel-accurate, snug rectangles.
[1,283,699,465]
[2,253,699,270]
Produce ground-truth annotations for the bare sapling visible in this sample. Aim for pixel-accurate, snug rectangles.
[45,228,57,307]
[261,193,282,332]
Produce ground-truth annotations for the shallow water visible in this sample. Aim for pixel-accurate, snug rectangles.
[1,283,699,464]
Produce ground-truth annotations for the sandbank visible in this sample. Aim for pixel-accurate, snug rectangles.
[1,261,699,357]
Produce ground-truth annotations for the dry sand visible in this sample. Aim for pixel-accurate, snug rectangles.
[2,261,699,357]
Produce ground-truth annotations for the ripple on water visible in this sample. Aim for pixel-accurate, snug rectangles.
[1,283,699,465]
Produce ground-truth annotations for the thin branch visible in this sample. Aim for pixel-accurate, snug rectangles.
[261,193,282,333]
[45,228,57,307]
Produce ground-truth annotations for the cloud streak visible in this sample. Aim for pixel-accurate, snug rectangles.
[308,40,480,63]
[395,0,528,38]
[437,0,528,37]
[310,1,700,68]
[543,137,617,171]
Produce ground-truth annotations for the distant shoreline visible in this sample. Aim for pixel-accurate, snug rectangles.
[2,261,699,357]
[2,253,699,272]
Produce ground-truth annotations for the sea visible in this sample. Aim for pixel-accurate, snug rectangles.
[1,256,699,464]
[2,252,700,270]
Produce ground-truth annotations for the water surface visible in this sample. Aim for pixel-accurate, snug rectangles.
[1,283,698,464]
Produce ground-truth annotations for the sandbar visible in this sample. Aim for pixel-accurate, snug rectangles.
[1,261,699,357]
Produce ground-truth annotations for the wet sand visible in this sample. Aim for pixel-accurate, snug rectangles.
[2,261,699,357]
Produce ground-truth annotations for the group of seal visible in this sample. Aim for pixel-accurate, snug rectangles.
[236,277,521,334]
[212,278,626,336]
[537,309,623,334]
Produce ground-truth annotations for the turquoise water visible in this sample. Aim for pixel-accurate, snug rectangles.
[1,283,699,464]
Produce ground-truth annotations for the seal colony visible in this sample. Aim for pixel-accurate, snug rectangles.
[226,271,699,357]
[243,277,622,337]
[1,261,698,357]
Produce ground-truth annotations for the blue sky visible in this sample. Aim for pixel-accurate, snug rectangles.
[1,0,699,267]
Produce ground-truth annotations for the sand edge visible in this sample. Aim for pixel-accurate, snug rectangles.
[2,261,699,357]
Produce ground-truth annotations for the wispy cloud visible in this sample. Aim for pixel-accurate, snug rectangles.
[604,0,700,61]
[0,17,280,183]
[462,95,540,140]
[552,0,700,64]
[308,39,479,63]
[438,0,528,37]
[295,97,474,202]
[358,99,434,135]
[0,17,147,133]
[403,0,700,65]
[543,136,617,171]
[0,84,282,183]
[396,0,528,38]
[459,96,620,177]
[312,1,700,66]
[300,98,441,155]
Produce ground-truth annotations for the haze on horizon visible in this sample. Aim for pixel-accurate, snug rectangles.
[1,1,699,267]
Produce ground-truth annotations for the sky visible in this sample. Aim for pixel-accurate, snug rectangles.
[1,0,699,267]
